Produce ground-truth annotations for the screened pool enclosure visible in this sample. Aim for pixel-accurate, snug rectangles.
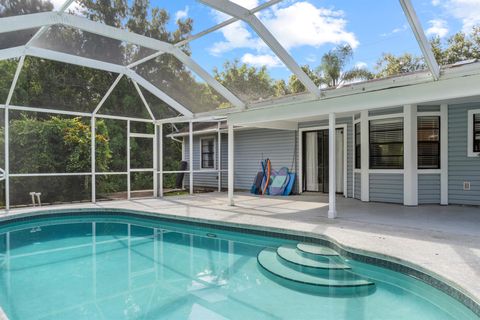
[0,0,464,211]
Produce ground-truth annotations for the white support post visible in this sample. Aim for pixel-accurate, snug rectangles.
[360,110,369,202]
[127,120,131,200]
[217,122,222,192]
[153,124,158,198]
[298,129,303,194]
[228,124,234,206]
[404,104,418,206]
[328,113,337,218]
[91,116,96,203]
[159,123,164,198]
[440,104,448,205]
[189,121,193,195]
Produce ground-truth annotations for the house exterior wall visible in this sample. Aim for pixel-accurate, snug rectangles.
[369,173,404,204]
[354,172,361,200]
[418,174,441,204]
[448,103,480,205]
[184,133,228,189]
[183,129,297,191]
[181,102,480,207]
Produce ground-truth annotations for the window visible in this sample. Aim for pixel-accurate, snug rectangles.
[369,118,404,169]
[474,114,480,153]
[467,109,480,157]
[200,137,215,169]
[355,122,361,169]
[418,116,440,169]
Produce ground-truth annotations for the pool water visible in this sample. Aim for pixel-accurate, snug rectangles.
[0,213,477,320]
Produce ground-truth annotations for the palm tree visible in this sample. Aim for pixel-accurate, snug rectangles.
[316,44,373,88]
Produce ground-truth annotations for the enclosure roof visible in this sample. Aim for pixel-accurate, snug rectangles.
[0,0,476,121]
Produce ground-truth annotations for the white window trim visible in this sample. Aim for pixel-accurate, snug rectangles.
[199,136,216,170]
[467,109,480,157]
[298,124,348,198]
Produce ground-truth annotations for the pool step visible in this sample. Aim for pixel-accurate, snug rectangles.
[277,245,349,270]
[297,242,339,256]
[258,245,375,295]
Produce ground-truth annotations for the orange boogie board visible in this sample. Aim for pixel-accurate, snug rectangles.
[262,159,271,195]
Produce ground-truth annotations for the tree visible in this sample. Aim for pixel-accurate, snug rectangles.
[213,60,275,102]
[375,25,480,77]
[316,44,373,88]
[288,65,321,94]
[431,26,480,65]
[375,53,425,78]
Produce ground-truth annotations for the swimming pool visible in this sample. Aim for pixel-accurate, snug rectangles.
[0,211,477,320]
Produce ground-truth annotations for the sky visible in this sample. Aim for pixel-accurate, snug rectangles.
[51,0,480,82]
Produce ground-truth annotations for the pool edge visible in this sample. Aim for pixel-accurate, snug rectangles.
[0,207,479,317]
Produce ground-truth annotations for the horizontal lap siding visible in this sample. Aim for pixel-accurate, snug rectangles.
[418,174,440,204]
[448,104,480,205]
[184,133,228,189]
[354,173,361,200]
[234,129,297,190]
[184,129,297,191]
[369,173,404,204]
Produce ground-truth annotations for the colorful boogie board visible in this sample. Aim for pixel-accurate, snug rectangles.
[251,160,295,196]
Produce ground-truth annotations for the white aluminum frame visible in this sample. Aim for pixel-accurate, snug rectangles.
[199,0,321,98]
[399,0,440,80]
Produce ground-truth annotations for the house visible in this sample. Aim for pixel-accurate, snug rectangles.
[167,60,480,212]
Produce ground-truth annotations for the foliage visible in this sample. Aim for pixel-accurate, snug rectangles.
[316,44,373,87]
[431,26,480,65]
[214,60,276,102]
[375,53,425,78]
[5,115,110,206]
[375,25,480,77]
[288,65,321,94]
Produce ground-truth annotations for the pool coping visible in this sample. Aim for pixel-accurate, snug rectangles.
[0,207,479,317]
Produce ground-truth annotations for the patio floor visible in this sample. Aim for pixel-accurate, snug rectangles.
[3,192,480,305]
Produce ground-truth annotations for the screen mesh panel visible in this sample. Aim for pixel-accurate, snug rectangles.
[133,53,230,113]
[11,56,116,112]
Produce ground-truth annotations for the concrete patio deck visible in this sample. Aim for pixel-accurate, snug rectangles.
[3,192,480,307]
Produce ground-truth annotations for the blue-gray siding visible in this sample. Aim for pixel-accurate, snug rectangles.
[354,173,361,200]
[448,103,480,205]
[418,174,441,204]
[234,128,297,190]
[184,133,228,189]
[184,129,297,191]
[369,173,404,204]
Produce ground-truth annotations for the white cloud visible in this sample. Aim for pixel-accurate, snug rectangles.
[355,61,368,69]
[209,1,358,62]
[209,20,267,56]
[261,2,359,50]
[434,0,480,32]
[431,0,441,5]
[241,53,284,68]
[426,19,449,37]
[175,6,189,21]
[381,24,408,37]
[229,0,260,9]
